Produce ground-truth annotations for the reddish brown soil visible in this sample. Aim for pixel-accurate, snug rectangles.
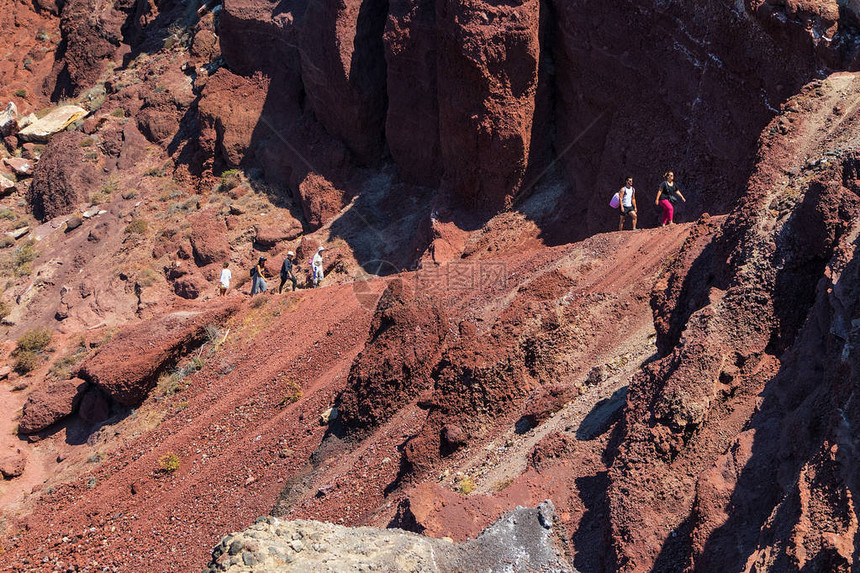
[1,0,860,571]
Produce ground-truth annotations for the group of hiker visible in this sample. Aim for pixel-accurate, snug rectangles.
[614,171,686,231]
[217,246,327,296]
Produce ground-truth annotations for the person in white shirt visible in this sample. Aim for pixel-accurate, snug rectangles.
[219,262,232,296]
[618,176,638,231]
[312,246,326,287]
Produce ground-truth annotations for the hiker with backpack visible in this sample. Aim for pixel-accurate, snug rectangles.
[655,171,686,226]
[279,251,298,293]
[616,176,638,231]
[312,246,326,288]
[250,256,268,295]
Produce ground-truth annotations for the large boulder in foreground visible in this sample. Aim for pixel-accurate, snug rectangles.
[205,501,570,572]
[78,302,240,406]
[28,132,100,221]
[18,378,89,434]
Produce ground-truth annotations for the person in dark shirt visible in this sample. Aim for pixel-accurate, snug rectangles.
[279,251,298,293]
[250,256,268,295]
[655,171,686,226]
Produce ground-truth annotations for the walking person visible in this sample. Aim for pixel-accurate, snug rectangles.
[312,246,326,288]
[655,171,686,226]
[618,176,638,231]
[279,251,298,293]
[250,256,268,295]
[218,262,231,296]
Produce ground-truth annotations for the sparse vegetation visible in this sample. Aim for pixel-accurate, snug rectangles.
[111,108,126,118]
[136,267,158,287]
[158,452,181,473]
[49,341,88,379]
[13,326,53,375]
[79,137,95,147]
[278,379,303,406]
[87,452,103,463]
[218,169,241,192]
[457,475,477,495]
[250,295,269,309]
[0,208,16,221]
[0,300,9,320]
[90,190,109,204]
[12,239,39,275]
[0,237,14,249]
[121,189,139,200]
[17,327,52,352]
[35,29,50,41]
[13,350,39,374]
[22,58,33,71]
[125,219,149,235]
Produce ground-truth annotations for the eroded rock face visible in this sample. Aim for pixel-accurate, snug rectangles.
[607,73,860,573]
[205,501,571,572]
[298,0,389,165]
[198,0,860,229]
[198,70,271,168]
[28,132,100,221]
[383,0,441,186]
[339,279,449,431]
[436,0,542,213]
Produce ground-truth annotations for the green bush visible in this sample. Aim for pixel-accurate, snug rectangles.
[218,169,241,192]
[17,327,52,352]
[110,108,126,118]
[0,236,14,249]
[13,89,26,98]
[13,350,40,374]
[158,452,180,473]
[0,300,9,319]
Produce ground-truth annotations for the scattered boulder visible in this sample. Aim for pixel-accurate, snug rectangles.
[296,172,348,230]
[0,175,15,194]
[3,157,34,176]
[253,219,302,250]
[78,303,240,406]
[65,216,83,232]
[18,378,89,434]
[319,407,338,425]
[189,210,230,267]
[521,384,580,426]
[7,226,29,240]
[339,280,449,431]
[173,274,207,299]
[16,105,88,143]
[0,450,26,479]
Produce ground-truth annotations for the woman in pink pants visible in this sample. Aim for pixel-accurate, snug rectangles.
[655,171,686,225]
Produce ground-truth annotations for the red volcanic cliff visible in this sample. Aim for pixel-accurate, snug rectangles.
[1,0,860,571]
